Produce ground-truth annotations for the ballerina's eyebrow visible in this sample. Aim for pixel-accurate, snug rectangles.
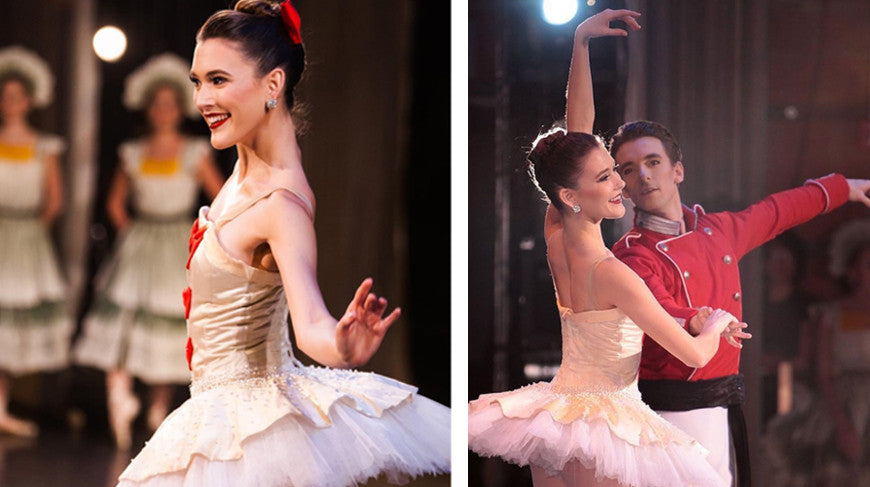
[189,69,232,80]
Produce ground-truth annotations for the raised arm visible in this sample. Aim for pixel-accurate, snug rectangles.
[595,257,748,368]
[566,9,641,133]
[264,191,399,369]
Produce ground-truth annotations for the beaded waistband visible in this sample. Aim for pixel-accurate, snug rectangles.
[189,366,295,395]
[550,381,641,399]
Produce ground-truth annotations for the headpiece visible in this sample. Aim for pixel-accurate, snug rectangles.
[828,218,870,277]
[280,0,303,45]
[0,46,55,108]
[123,53,198,119]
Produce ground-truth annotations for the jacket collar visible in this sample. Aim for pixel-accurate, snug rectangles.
[635,205,700,236]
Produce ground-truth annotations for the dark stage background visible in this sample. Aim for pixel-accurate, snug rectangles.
[470,0,870,486]
[0,1,449,486]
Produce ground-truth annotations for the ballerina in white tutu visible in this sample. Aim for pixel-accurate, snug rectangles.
[74,52,225,451]
[116,1,450,485]
[468,10,750,487]
[0,45,72,438]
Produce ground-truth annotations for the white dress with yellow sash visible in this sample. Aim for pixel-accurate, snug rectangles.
[0,135,72,374]
[74,138,211,384]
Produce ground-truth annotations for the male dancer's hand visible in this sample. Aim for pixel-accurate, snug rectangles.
[847,178,870,207]
[687,307,713,336]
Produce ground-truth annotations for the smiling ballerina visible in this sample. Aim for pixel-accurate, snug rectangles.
[116,1,450,486]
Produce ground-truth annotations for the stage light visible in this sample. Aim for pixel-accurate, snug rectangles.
[542,0,579,25]
[93,26,127,62]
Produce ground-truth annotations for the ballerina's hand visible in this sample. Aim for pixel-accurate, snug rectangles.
[336,278,401,368]
[722,320,751,349]
[575,9,642,44]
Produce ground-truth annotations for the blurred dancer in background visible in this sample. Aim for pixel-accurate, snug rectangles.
[0,45,72,438]
[764,219,870,486]
[74,53,224,450]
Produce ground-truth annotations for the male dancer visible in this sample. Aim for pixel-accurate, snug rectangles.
[565,9,870,486]
[610,122,869,486]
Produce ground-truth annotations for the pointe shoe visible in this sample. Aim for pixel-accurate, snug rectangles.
[0,414,39,439]
[109,392,140,451]
[146,405,167,433]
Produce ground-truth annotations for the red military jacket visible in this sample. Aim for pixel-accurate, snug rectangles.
[612,174,850,381]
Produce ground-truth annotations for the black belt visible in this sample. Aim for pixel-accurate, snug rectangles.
[639,375,751,486]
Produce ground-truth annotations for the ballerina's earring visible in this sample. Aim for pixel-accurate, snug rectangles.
[572,204,581,214]
[265,98,278,112]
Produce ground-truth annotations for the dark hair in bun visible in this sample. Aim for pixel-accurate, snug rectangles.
[528,128,602,210]
[197,0,305,112]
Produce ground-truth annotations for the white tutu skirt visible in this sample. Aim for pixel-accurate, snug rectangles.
[469,382,726,487]
[75,219,191,384]
[118,365,451,487]
[0,216,72,375]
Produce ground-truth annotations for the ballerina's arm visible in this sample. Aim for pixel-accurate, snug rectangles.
[263,191,399,369]
[566,9,641,133]
[594,257,749,368]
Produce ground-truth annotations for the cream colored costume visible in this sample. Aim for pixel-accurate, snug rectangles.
[118,189,450,486]
[469,255,726,487]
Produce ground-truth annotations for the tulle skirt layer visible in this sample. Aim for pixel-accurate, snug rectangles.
[469,382,725,487]
[118,364,451,486]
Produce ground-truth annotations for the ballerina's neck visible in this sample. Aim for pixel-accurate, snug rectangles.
[561,216,607,255]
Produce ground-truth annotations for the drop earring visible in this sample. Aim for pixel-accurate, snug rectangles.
[265,98,278,112]
[572,204,581,214]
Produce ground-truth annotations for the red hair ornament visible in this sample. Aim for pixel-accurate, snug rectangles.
[280,0,302,45]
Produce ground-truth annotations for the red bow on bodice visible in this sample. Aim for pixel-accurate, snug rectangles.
[183,218,207,371]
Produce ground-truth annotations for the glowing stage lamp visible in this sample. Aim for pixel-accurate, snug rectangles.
[93,26,127,62]
[542,0,579,25]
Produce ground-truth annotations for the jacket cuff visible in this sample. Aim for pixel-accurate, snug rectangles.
[804,173,849,213]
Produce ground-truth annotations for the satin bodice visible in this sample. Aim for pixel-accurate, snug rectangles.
[186,207,296,383]
[551,306,644,394]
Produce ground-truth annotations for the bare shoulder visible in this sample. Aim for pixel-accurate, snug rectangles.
[256,188,315,225]
[594,256,647,304]
[269,186,316,214]
[597,256,642,282]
